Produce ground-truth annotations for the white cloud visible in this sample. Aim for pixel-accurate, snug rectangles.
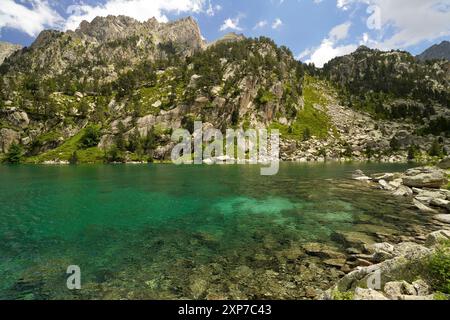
[336,0,450,49]
[220,16,243,32]
[306,40,357,67]
[253,20,268,30]
[65,0,206,31]
[329,22,351,41]
[272,18,283,29]
[0,0,63,37]
[301,21,355,67]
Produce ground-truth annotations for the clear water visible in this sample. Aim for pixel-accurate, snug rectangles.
[0,163,438,300]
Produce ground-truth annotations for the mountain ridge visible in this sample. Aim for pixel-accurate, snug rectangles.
[417,40,450,61]
[0,15,448,164]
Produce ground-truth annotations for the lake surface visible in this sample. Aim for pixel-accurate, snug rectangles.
[0,163,438,300]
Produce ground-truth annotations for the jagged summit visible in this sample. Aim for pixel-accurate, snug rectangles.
[417,40,450,61]
[71,14,205,48]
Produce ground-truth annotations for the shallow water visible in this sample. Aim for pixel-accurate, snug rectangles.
[0,163,438,300]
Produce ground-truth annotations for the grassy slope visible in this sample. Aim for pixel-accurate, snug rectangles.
[270,75,336,141]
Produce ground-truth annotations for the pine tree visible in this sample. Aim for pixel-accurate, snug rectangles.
[5,143,23,164]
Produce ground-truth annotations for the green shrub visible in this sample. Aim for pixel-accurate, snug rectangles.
[425,241,450,294]
[79,126,101,149]
[332,290,354,300]
[69,151,78,165]
[434,292,448,300]
[105,145,125,163]
[5,143,23,163]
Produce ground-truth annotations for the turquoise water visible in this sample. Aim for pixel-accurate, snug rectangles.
[0,163,437,300]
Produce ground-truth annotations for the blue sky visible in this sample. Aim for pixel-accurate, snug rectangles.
[0,0,449,67]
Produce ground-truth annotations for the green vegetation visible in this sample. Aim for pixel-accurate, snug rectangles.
[25,129,104,164]
[321,47,449,125]
[79,125,101,149]
[332,290,354,300]
[255,88,276,106]
[270,76,334,141]
[425,241,450,294]
[4,143,23,163]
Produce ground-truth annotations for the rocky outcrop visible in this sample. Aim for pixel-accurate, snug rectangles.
[403,167,448,189]
[0,41,22,64]
[322,230,449,300]
[0,128,20,153]
[353,167,449,215]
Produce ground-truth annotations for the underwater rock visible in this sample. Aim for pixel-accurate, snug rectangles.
[331,231,375,250]
[413,199,438,213]
[323,259,347,268]
[303,243,346,259]
[352,170,372,181]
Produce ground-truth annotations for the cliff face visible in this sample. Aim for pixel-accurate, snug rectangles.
[0,42,22,65]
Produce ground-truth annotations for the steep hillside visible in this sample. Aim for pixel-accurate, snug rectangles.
[321,46,450,135]
[0,16,305,163]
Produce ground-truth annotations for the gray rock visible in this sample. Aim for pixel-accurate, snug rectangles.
[412,279,430,296]
[403,167,448,189]
[392,242,431,259]
[336,242,431,292]
[303,243,346,259]
[384,281,416,299]
[437,157,450,170]
[434,214,450,224]
[331,231,375,250]
[354,288,388,300]
[430,198,450,211]
[7,111,29,128]
[0,128,20,153]
[413,199,438,213]
[398,295,434,300]
[352,170,372,181]
[392,185,413,197]
[426,230,450,247]
[379,179,394,191]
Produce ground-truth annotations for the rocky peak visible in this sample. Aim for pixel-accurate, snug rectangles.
[72,14,205,52]
[417,40,450,61]
[30,30,63,50]
[0,41,22,64]
[208,32,246,47]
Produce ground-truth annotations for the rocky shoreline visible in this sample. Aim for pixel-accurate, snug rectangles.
[319,164,450,300]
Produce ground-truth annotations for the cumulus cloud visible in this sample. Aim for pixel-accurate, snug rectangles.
[306,40,357,67]
[302,21,355,67]
[65,0,206,31]
[220,16,243,32]
[336,0,450,49]
[0,0,63,37]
